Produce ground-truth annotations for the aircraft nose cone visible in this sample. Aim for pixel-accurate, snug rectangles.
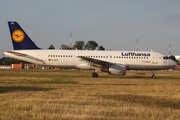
[170,60,177,67]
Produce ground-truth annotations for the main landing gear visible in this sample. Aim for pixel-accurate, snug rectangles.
[92,68,100,78]
[151,70,156,79]
[92,72,98,78]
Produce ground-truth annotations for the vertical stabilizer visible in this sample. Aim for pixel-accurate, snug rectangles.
[8,21,40,50]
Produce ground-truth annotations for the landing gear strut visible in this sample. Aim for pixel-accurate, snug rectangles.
[151,70,156,79]
[92,72,98,78]
[92,68,100,78]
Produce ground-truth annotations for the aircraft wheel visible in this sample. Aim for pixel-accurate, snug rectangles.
[151,75,156,79]
[92,72,98,78]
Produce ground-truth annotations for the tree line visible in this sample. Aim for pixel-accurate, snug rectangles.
[49,40,105,50]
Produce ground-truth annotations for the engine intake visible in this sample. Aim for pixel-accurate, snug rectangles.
[109,64,126,76]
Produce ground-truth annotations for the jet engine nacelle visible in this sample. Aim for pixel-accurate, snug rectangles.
[76,63,95,70]
[109,64,126,76]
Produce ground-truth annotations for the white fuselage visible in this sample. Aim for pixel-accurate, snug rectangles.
[4,50,176,70]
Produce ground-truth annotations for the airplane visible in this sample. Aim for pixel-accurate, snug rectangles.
[4,21,177,78]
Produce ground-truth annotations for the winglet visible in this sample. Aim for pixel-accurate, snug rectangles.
[8,21,41,50]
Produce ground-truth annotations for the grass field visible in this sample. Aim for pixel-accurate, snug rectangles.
[0,69,180,120]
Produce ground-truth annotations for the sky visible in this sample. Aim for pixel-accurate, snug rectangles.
[0,0,180,58]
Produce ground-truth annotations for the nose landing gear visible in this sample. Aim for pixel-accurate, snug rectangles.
[151,70,156,79]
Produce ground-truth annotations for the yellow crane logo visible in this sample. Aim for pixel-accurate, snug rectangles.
[12,30,25,42]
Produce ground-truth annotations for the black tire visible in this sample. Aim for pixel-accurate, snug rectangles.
[92,72,98,78]
[151,75,156,79]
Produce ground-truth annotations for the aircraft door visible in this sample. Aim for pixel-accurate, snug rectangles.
[152,53,158,64]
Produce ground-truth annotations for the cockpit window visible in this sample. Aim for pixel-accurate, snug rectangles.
[163,56,169,59]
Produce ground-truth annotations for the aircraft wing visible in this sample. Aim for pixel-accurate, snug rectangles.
[78,56,115,68]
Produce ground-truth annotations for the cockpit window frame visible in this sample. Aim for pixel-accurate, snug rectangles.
[163,56,169,60]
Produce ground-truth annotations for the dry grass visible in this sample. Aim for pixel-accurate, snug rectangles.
[0,69,180,120]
